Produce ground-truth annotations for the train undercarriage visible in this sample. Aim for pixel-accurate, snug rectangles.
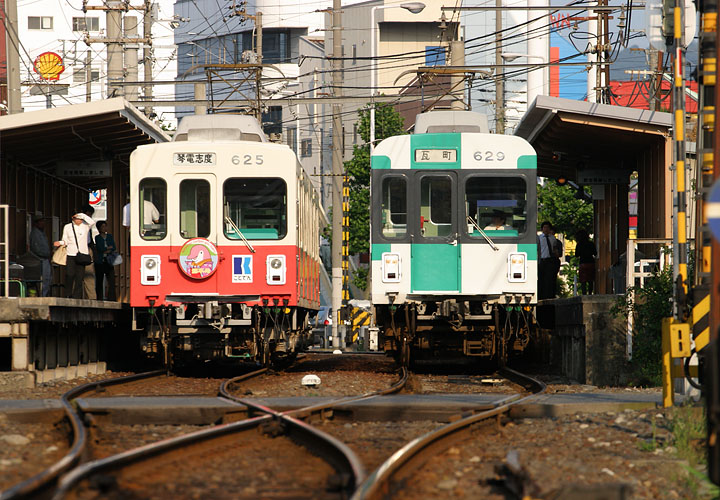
[375,299,536,366]
[134,301,313,368]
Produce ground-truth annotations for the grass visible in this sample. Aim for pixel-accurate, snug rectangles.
[666,404,719,499]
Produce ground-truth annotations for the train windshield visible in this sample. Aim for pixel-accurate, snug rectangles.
[139,178,166,240]
[381,176,407,238]
[223,178,287,240]
[465,177,527,237]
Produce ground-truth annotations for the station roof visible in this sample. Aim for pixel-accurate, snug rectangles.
[514,95,672,180]
[0,98,169,166]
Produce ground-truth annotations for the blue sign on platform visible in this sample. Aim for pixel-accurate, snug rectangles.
[708,179,720,242]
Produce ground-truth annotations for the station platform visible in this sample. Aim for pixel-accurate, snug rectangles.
[0,298,130,388]
[0,391,669,425]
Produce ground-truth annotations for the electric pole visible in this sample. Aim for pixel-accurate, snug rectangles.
[331,0,343,349]
[5,0,21,113]
[106,0,124,97]
[495,0,503,132]
[125,16,139,102]
[143,0,153,117]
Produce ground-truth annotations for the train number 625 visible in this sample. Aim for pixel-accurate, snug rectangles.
[232,154,264,165]
[473,151,505,162]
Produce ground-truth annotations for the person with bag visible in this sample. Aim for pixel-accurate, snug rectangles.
[94,221,117,301]
[54,212,94,299]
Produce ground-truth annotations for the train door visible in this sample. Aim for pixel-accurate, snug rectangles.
[174,174,218,289]
[411,172,460,292]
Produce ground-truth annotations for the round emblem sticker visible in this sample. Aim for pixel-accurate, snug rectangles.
[178,238,219,279]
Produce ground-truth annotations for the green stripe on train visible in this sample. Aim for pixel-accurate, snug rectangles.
[518,155,536,169]
[372,243,391,261]
[371,155,391,169]
[411,133,461,169]
[518,243,537,260]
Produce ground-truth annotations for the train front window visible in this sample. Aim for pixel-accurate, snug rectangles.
[179,179,210,238]
[139,178,166,240]
[381,177,407,238]
[420,176,452,237]
[223,178,287,240]
[465,177,527,237]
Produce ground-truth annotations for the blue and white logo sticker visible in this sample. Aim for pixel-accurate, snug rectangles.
[232,255,253,283]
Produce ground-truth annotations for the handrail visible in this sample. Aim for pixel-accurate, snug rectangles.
[1,205,8,297]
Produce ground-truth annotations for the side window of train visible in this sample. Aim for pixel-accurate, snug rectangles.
[180,179,211,238]
[223,178,287,240]
[381,176,407,238]
[139,178,167,240]
[465,177,527,237]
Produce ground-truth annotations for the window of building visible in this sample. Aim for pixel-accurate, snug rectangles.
[262,106,282,137]
[241,29,290,64]
[180,179,210,238]
[72,17,99,31]
[73,68,100,83]
[139,178,166,240]
[425,46,446,66]
[28,16,53,30]
[352,44,357,65]
[301,139,312,158]
[465,177,527,237]
[286,127,297,153]
[353,123,358,144]
[381,176,407,238]
[224,178,287,240]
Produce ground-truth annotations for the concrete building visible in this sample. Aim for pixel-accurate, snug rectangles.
[14,0,177,122]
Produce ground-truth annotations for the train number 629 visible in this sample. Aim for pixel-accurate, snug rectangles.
[232,154,264,165]
[473,151,505,162]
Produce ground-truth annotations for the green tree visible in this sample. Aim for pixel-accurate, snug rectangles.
[537,181,593,237]
[345,103,406,289]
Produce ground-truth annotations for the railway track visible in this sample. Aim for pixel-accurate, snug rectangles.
[3,358,406,499]
[352,366,546,500]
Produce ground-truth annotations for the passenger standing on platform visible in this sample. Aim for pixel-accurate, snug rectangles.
[55,212,94,299]
[537,221,560,299]
[29,215,52,297]
[81,205,98,299]
[551,225,564,294]
[575,229,597,294]
[94,221,117,301]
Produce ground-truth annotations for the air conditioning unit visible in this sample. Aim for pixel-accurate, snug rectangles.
[241,50,258,64]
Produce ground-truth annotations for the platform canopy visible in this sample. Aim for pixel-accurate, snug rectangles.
[515,95,672,181]
[514,95,674,294]
[0,98,169,165]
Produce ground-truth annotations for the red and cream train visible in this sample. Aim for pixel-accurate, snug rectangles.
[129,114,321,367]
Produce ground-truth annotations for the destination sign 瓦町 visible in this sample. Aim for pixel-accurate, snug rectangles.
[414,149,457,163]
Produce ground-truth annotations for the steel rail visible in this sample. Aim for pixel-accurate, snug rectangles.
[52,364,404,498]
[0,369,166,500]
[351,367,546,500]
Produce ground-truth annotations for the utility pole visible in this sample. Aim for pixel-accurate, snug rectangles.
[106,0,124,97]
[331,0,343,349]
[495,0,503,133]
[85,50,92,102]
[125,16,139,102]
[5,0,21,113]
[256,11,262,121]
[649,49,659,111]
[143,0,153,117]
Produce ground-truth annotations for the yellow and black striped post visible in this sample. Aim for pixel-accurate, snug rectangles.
[672,0,689,316]
[342,173,350,326]
[350,307,371,344]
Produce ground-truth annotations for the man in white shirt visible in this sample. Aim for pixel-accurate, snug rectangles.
[54,212,94,299]
[537,221,560,299]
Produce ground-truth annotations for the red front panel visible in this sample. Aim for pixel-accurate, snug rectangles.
[130,244,299,307]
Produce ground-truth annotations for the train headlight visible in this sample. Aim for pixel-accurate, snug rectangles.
[382,252,401,283]
[141,255,161,285]
[266,255,286,285]
[507,252,527,283]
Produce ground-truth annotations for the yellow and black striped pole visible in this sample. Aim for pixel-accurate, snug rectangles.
[342,173,350,328]
[672,0,688,318]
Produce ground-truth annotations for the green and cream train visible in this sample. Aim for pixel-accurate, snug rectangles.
[370,111,538,365]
